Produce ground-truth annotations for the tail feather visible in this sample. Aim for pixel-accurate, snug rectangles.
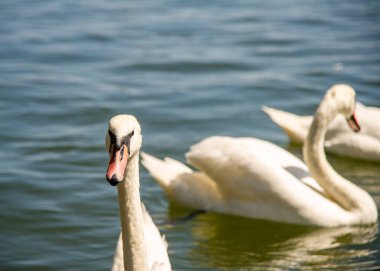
[141,152,192,194]
[262,106,311,144]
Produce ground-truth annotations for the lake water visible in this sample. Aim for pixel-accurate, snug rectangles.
[1,0,380,270]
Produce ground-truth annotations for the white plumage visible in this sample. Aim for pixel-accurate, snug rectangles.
[263,102,380,162]
[105,115,171,271]
[111,204,170,271]
[142,85,378,227]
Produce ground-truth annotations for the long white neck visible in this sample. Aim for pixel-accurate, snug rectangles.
[117,152,149,271]
[303,101,377,224]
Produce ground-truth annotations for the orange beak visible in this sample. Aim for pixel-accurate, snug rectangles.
[347,112,360,133]
[106,144,129,186]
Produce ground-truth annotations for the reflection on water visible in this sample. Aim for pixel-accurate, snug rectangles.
[187,213,378,270]
[1,0,380,270]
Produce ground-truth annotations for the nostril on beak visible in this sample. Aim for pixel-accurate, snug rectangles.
[106,174,120,186]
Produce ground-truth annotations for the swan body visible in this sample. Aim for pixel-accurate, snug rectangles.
[263,102,380,162]
[142,85,377,227]
[105,115,171,271]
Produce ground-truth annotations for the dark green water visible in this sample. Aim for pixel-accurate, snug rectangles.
[1,0,379,270]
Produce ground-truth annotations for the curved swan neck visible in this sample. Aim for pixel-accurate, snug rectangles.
[304,100,377,219]
[117,152,149,271]
[304,102,333,180]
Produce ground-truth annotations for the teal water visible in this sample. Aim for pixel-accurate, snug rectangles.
[1,0,380,270]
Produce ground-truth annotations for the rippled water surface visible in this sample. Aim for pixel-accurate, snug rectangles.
[1,1,380,270]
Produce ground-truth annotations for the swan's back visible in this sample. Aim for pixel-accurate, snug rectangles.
[186,136,324,194]
[262,106,312,144]
[263,103,380,162]
[185,136,356,226]
[142,204,171,271]
[355,103,380,140]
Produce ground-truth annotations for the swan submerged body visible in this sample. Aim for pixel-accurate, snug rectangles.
[142,85,378,227]
[263,102,380,162]
[105,115,171,271]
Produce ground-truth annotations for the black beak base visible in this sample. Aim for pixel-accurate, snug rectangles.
[106,174,121,186]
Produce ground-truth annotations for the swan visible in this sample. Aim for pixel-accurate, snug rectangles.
[105,115,171,271]
[262,89,380,162]
[141,85,378,227]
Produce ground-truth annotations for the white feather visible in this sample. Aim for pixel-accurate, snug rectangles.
[263,102,380,162]
[141,85,377,227]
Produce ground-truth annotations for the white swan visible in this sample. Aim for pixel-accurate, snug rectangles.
[141,85,378,227]
[262,90,380,162]
[105,115,171,271]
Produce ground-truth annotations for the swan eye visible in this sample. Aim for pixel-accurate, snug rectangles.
[108,130,117,153]
[109,144,114,155]
[125,131,134,155]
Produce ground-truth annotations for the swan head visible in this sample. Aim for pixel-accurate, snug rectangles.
[324,84,360,132]
[105,115,142,186]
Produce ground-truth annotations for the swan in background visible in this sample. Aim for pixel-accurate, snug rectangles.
[262,90,380,162]
[142,85,378,227]
[105,115,171,271]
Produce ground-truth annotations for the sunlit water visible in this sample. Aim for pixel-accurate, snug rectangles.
[1,0,379,270]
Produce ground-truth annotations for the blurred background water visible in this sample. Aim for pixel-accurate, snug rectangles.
[1,0,380,270]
